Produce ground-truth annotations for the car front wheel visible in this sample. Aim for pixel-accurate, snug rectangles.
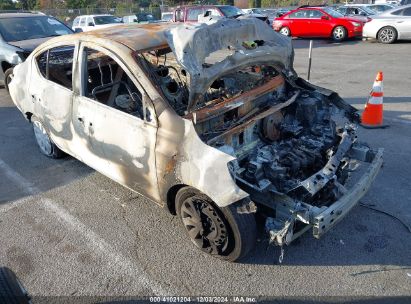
[32,116,64,158]
[332,26,347,41]
[279,27,291,36]
[378,26,397,44]
[176,187,257,262]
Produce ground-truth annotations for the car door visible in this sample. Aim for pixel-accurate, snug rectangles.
[396,7,411,38]
[29,43,77,153]
[72,43,160,201]
[307,9,327,37]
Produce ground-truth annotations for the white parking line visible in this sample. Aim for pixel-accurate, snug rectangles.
[43,198,171,295]
[0,158,40,215]
[0,158,171,295]
[0,158,39,195]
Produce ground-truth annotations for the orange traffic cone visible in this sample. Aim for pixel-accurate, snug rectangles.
[361,71,388,128]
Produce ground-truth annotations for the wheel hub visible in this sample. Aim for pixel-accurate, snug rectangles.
[33,121,52,155]
[180,196,229,255]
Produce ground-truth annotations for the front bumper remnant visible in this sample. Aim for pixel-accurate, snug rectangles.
[312,148,384,238]
[266,147,384,246]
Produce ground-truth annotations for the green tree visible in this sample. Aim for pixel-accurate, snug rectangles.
[0,0,17,10]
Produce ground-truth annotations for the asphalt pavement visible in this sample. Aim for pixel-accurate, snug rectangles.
[0,38,410,300]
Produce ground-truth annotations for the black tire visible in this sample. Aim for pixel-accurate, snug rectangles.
[31,116,65,159]
[332,26,347,42]
[279,26,291,36]
[377,26,397,44]
[4,67,14,93]
[175,187,257,262]
[0,267,31,304]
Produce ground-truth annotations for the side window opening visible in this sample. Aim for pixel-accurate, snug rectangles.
[35,45,74,90]
[82,47,144,119]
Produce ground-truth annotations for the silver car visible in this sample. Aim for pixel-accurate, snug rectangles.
[0,12,72,91]
[9,20,383,261]
[363,4,411,43]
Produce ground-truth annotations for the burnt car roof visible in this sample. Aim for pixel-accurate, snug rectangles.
[75,23,178,51]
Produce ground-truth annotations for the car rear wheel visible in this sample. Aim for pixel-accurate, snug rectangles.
[175,187,256,262]
[32,116,65,158]
[332,26,347,41]
[378,26,397,44]
[279,27,291,36]
[4,67,14,93]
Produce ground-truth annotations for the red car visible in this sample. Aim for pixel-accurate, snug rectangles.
[273,6,364,41]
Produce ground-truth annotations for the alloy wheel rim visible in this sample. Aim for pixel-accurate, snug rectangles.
[380,29,394,43]
[33,120,52,155]
[280,28,289,36]
[334,28,344,39]
[180,196,229,255]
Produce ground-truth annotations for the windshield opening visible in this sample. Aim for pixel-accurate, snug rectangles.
[0,16,72,42]
[219,6,244,18]
[94,16,122,25]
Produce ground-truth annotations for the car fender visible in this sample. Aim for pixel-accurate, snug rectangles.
[155,105,249,208]
[9,60,35,120]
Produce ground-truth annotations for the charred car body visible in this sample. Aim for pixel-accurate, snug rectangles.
[9,19,383,261]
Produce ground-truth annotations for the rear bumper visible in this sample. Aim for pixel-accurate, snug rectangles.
[312,148,383,238]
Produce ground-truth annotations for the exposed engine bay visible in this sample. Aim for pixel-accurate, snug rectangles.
[137,19,383,248]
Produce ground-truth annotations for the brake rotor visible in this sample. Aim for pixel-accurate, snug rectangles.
[262,111,283,141]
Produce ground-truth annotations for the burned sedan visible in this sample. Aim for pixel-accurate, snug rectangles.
[9,20,383,261]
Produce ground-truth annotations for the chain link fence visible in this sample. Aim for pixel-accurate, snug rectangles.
[0,6,166,24]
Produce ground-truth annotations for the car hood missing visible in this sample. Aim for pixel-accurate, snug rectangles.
[164,18,296,112]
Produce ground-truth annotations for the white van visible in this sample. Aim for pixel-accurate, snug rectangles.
[72,14,122,32]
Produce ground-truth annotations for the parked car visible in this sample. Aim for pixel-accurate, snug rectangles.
[0,12,73,92]
[375,0,400,5]
[273,6,364,41]
[72,14,122,32]
[173,5,269,24]
[161,12,173,22]
[336,4,376,18]
[363,4,411,43]
[9,19,383,261]
[123,13,156,24]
